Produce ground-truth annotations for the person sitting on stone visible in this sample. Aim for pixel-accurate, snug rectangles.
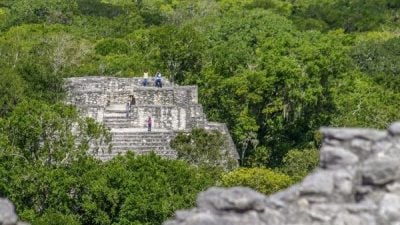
[155,71,162,88]
[143,70,149,86]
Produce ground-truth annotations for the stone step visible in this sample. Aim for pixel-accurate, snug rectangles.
[111,132,174,137]
[94,150,177,161]
[95,148,176,156]
[111,140,172,144]
[112,137,169,140]
[111,137,175,141]
[111,146,169,151]
[112,131,172,134]
[115,143,168,146]
[111,134,171,138]
[112,138,173,141]
[111,147,171,152]
[111,142,170,146]
[104,121,134,126]
[111,139,170,143]
[104,104,203,113]
[111,137,174,142]
[111,148,175,153]
[111,129,175,134]
[104,122,133,127]
[102,145,171,150]
[105,123,132,128]
[104,116,132,120]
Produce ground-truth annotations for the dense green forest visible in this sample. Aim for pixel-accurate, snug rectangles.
[0,0,400,224]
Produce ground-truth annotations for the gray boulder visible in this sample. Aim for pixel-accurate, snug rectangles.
[0,198,28,225]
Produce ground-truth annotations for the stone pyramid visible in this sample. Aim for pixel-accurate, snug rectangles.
[65,76,238,161]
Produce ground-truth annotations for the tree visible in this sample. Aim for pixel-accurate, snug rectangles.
[0,100,111,164]
[197,12,351,166]
[0,153,215,225]
[351,37,400,91]
[8,0,78,26]
[292,0,396,32]
[220,167,292,195]
[170,128,237,169]
[331,71,400,129]
[244,146,270,168]
[0,70,26,117]
[95,38,130,56]
[280,148,319,182]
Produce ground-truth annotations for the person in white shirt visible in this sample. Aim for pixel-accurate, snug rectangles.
[143,70,149,86]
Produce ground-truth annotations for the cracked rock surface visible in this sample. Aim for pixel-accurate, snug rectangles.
[0,198,28,225]
[164,122,400,225]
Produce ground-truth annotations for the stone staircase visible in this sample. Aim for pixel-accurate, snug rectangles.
[96,129,177,161]
[97,103,177,160]
[65,76,238,161]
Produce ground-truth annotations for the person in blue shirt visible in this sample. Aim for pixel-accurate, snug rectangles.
[155,71,162,88]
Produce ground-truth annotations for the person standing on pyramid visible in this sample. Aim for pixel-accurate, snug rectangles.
[126,102,130,118]
[147,116,152,132]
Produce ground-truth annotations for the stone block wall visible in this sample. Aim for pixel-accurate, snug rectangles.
[65,77,201,131]
[173,86,198,106]
[164,122,400,225]
[132,88,175,105]
[130,105,189,130]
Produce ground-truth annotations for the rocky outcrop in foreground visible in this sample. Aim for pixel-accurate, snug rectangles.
[164,123,400,225]
[0,198,28,225]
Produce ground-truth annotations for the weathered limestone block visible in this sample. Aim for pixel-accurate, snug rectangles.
[378,193,400,222]
[320,145,359,169]
[0,199,28,225]
[362,157,400,185]
[300,171,334,196]
[197,187,267,212]
[133,88,175,105]
[388,122,400,136]
[173,87,198,105]
[320,127,387,142]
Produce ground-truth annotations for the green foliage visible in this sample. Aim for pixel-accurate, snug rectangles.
[77,0,124,18]
[95,38,130,56]
[352,37,400,91]
[280,148,319,182]
[17,58,64,101]
[331,72,400,128]
[0,153,214,225]
[0,1,400,224]
[170,128,236,169]
[0,70,26,117]
[220,167,292,195]
[31,212,81,225]
[244,146,270,168]
[0,100,111,164]
[7,0,78,26]
[291,0,399,32]
[198,11,352,166]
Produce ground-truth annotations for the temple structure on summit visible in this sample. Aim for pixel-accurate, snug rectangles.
[65,76,238,161]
